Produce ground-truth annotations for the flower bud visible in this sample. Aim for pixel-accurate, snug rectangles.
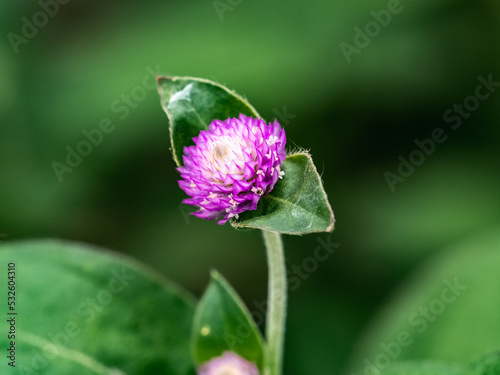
[198,351,259,375]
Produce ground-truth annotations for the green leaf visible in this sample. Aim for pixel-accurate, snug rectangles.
[0,239,196,375]
[367,361,463,375]
[232,152,334,234]
[192,271,264,369]
[346,226,500,371]
[361,353,500,375]
[465,352,500,375]
[157,76,259,166]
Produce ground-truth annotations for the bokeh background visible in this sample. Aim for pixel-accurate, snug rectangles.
[1,0,500,373]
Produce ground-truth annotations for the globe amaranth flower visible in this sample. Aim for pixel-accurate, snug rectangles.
[198,351,259,375]
[178,114,286,224]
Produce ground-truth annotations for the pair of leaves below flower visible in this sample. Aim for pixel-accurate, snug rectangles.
[157,76,334,234]
[191,271,264,370]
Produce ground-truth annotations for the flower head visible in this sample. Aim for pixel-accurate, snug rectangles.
[178,114,286,224]
[198,352,259,375]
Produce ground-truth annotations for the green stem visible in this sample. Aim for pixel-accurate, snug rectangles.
[262,230,287,375]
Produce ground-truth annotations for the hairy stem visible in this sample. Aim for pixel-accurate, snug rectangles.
[262,230,287,375]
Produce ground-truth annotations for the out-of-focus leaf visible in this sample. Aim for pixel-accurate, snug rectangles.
[465,352,500,375]
[0,239,196,375]
[347,226,500,372]
[363,361,463,375]
[349,352,500,375]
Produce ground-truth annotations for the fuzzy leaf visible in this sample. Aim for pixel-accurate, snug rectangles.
[157,76,259,166]
[232,152,334,234]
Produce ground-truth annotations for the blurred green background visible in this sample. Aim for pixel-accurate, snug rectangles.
[1,0,500,373]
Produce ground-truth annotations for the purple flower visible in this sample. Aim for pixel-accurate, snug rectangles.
[178,114,286,224]
[198,352,259,375]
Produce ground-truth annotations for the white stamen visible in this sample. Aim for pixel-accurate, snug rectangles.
[228,213,239,219]
[252,187,264,195]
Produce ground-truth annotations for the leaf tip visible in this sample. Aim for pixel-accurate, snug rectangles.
[156,75,167,85]
[209,269,221,280]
